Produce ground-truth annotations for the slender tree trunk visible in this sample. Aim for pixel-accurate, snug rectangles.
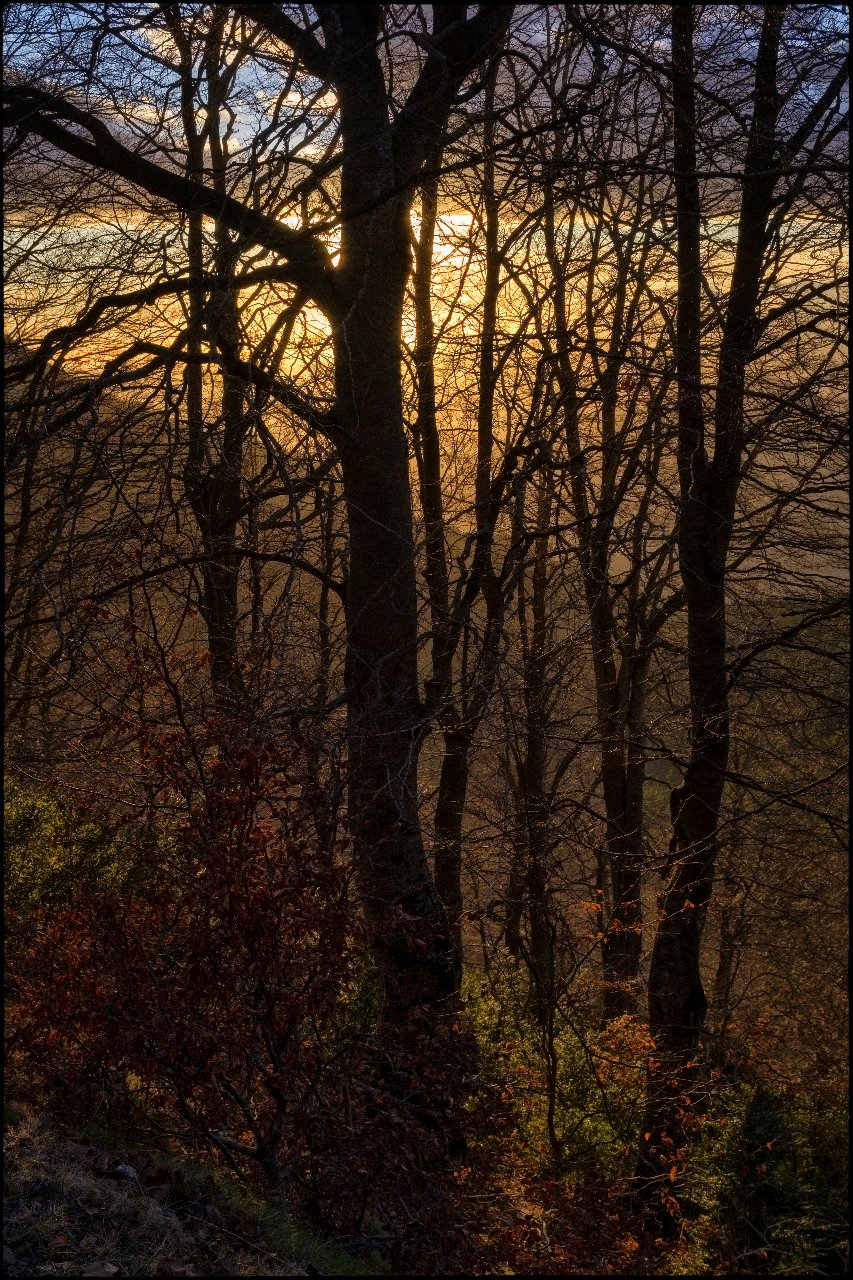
[544,185,647,1016]
[433,730,472,967]
[600,654,649,1019]
[411,77,506,983]
[177,12,247,712]
[191,269,248,712]
[639,3,784,1191]
[711,902,736,1065]
[519,481,555,1021]
[711,748,745,1066]
[503,822,528,961]
[412,149,467,978]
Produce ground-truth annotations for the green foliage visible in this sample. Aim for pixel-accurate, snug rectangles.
[463,962,650,1182]
[672,1080,849,1275]
[4,775,128,920]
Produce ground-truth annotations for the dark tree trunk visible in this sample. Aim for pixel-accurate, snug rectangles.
[639,3,784,1190]
[433,730,472,968]
[544,185,648,1018]
[598,661,648,1019]
[291,3,514,1018]
[178,16,248,713]
[410,73,509,985]
[519,482,556,1021]
[334,279,457,1015]
[331,22,455,1014]
[412,150,467,980]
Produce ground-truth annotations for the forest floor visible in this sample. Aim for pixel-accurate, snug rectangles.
[2,1105,371,1278]
[3,1102,675,1276]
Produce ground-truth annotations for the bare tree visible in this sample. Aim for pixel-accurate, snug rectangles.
[4,4,522,1017]
[639,1,848,1192]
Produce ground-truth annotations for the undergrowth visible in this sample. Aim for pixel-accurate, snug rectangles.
[671,1080,849,1275]
[463,961,650,1183]
[3,1101,380,1276]
[4,776,129,921]
[4,775,847,1275]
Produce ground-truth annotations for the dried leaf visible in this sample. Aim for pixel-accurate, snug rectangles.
[81,1265,120,1277]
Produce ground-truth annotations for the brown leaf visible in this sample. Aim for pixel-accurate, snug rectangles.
[81,1265,120,1277]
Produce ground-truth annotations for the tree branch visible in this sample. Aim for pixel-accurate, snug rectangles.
[231,4,331,80]
[392,5,515,185]
[3,82,337,310]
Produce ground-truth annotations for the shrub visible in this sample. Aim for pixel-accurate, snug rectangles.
[5,712,479,1261]
[4,775,128,920]
[6,722,359,1193]
[462,959,651,1181]
[671,1077,849,1275]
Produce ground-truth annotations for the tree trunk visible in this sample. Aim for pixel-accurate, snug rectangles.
[331,31,456,1013]
[412,151,467,981]
[312,4,514,1018]
[411,90,507,985]
[179,15,247,713]
[600,651,650,1018]
[521,482,555,1021]
[544,184,647,1017]
[639,3,784,1191]
[433,730,472,969]
[335,306,457,1014]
